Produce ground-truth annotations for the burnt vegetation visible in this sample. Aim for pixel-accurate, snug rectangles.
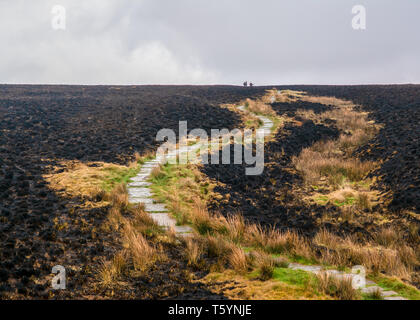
[0,84,419,299]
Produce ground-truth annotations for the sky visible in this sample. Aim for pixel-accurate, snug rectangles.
[0,0,419,85]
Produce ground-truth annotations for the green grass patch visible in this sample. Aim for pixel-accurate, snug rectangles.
[369,274,420,300]
[137,155,155,165]
[333,196,356,207]
[272,267,312,288]
[315,195,329,205]
[101,166,140,191]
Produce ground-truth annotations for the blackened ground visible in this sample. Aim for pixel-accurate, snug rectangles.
[0,85,265,299]
[272,101,333,117]
[202,118,349,237]
[279,85,420,214]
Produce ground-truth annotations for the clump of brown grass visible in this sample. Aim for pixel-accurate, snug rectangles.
[356,193,371,210]
[301,96,354,109]
[366,287,383,300]
[249,251,276,281]
[185,238,203,268]
[225,214,246,243]
[374,227,402,248]
[272,89,306,103]
[110,183,129,209]
[43,160,135,206]
[315,272,360,300]
[98,251,128,287]
[338,130,373,153]
[245,99,276,117]
[314,229,415,279]
[244,225,313,260]
[206,235,233,261]
[314,229,341,251]
[123,223,159,271]
[107,206,124,231]
[187,198,227,235]
[323,109,369,132]
[292,149,375,186]
[228,247,249,273]
[150,165,165,179]
[130,204,162,236]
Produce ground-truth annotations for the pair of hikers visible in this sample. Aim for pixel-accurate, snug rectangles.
[243,81,254,87]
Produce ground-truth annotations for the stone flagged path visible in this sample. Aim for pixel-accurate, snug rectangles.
[127,103,275,238]
[126,99,409,300]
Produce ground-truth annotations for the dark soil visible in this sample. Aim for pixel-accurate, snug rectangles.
[202,87,420,240]
[202,117,349,237]
[0,85,266,299]
[1,84,419,299]
[284,85,420,214]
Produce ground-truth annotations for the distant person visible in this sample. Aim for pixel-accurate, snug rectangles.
[243,81,248,87]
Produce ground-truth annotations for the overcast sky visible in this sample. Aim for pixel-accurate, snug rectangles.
[1,0,419,85]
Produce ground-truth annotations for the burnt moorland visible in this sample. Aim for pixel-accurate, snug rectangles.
[0,84,419,298]
[0,85,266,298]
[202,85,420,238]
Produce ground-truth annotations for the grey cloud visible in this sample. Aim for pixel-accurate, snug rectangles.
[0,0,419,85]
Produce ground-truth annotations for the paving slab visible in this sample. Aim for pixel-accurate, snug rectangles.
[289,263,322,273]
[142,163,160,167]
[149,213,176,227]
[381,291,399,297]
[175,225,193,234]
[145,203,168,212]
[128,188,153,198]
[361,286,383,294]
[129,197,154,204]
[128,181,152,187]
[130,174,150,181]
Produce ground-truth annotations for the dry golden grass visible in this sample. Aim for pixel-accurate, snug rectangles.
[123,223,160,272]
[356,193,371,210]
[150,164,164,179]
[205,235,233,261]
[228,247,249,273]
[98,251,128,287]
[249,251,276,280]
[292,148,375,186]
[43,160,131,206]
[291,93,381,206]
[106,206,124,231]
[184,238,203,268]
[314,229,416,279]
[224,214,246,243]
[243,225,312,260]
[315,272,360,300]
[270,89,306,103]
[130,204,162,236]
[301,95,354,109]
[200,270,328,300]
[245,98,277,117]
[110,183,129,209]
